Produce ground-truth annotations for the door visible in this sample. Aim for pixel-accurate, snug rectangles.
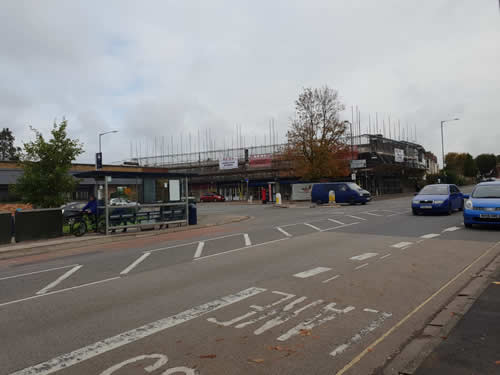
[450,185,459,209]
[336,184,349,203]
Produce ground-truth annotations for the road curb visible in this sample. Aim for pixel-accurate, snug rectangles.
[0,215,251,261]
[382,244,500,375]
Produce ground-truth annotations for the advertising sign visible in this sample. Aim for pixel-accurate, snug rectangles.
[350,159,367,169]
[394,148,405,162]
[249,154,272,168]
[291,183,313,201]
[219,159,238,170]
[169,180,180,201]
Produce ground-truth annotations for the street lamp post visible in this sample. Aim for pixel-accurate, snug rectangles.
[96,130,119,170]
[440,118,459,170]
[99,130,118,155]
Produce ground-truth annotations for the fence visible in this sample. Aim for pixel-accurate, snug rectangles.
[14,208,63,243]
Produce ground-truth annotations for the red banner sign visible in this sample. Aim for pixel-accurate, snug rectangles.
[249,154,272,168]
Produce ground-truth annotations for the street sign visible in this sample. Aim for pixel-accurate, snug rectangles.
[394,148,405,162]
[350,160,366,169]
[351,173,356,181]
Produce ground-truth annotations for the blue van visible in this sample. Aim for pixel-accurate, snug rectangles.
[311,182,371,205]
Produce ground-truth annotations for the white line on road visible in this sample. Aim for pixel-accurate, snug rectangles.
[363,308,379,313]
[244,233,252,246]
[355,263,369,270]
[380,253,392,260]
[9,287,266,375]
[322,275,340,283]
[276,227,292,237]
[420,233,440,239]
[347,215,366,221]
[36,265,83,295]
[303,222,322,231]
[387,210,412,217]
[194,238,290,261]
[350,253,378,261]
[361,212,382,217]
[443,226,461,232]
[328,218,345,225]
[0,277,120,308]
[0,264,79,281]
[149,232,244,253]
[320,222,360,232]
[120,252,151,275]
[392,241,413,249]
[193,242,205,259]
[293,267,332,279]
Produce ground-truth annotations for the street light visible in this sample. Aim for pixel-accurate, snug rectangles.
[96,130,118,170]
[99,130,118,154]
[440,118,459,169]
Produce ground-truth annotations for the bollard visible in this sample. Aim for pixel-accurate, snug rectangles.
[276,193,282,205]
[329,190,336,204]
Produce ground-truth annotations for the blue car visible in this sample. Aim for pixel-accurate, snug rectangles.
[412,184,464,215]
[311,182,371,205]
[463,181,500,228]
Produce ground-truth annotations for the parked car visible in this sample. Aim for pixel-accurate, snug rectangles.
[463,181,500,228]
[200,192,225,202]
[411,184,463,215]
[311,182,371,205]
[61,202,86,218]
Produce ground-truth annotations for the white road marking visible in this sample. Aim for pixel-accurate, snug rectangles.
[347,215,366,221]
[387,210,412,217]
[253,299,324,335]
[392,241,413,249]
[149,233,244,253]
[355,263,369,270]
[194,237,290,260]
[36,265,83,295]
[283,296,308,311]
[322,275,341,283]
[293,267,332,279]
[303,222,322,231]
[10,287,266,375]
[276,227,292,237]
[250,291,295,311]
[320,222,360,232]
[380,253,392,260]
[443,226,461,232]
[329,312,392,357]
[0,264,79,281]
[120,253,151,275]
[350,253,378,261]
[0,277,120,308]
[420,233,440,239]
[328,218,345,225]
[193,242,205,259]
[243,233,252,246]
[277,304,355,341]
[100,354,168,375]
[363,308,379,313]
[361,211,382,217]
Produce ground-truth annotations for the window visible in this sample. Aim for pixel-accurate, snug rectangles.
[419,185,449,195]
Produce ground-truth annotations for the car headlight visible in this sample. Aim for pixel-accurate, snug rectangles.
[465,200,473,210]
[433,200,444,204]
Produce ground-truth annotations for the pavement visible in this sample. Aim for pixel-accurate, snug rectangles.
[1,192,499,375]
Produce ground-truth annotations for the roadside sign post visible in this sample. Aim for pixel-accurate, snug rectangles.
[104,176,110,235]
[329,190,336,203]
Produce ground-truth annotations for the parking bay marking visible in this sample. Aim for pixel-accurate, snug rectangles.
[276,227,292,237]
[328,218,345,226]
[0,264,80,282]
[303,222,322,231]
[120,252,151,275]
[294,267,332,279]
[443,226,461,232]
[36,265,83,295]
[392,241,413,249]
[322,275,341,283]
[347,215,366,221]
[193,242,205,259]
[244,233,252,246]
[9,287,266,375]
[361,212,382,217]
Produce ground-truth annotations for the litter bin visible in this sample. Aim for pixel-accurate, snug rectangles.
[188,203,197,225]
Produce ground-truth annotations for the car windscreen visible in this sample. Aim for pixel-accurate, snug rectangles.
[419,185,448,195]
[472,185,500,198]
[347,183,363,191]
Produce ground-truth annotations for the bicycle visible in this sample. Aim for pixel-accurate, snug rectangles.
[66,211,106,237]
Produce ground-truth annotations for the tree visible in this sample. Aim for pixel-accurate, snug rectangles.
[0,128,21,161]
[285,86,350,180]
[15,120,84,208]
[463,154,477,177]
[475,154,497,177]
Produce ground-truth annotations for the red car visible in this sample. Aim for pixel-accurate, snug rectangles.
[200,192,225,202]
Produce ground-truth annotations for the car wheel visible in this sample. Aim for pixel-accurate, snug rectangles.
[412,208,418,216]
[464,223,473,228]
[361,202,366,205]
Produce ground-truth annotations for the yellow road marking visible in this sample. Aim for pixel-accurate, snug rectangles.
[335,241,500,375]
[493,281,500,285]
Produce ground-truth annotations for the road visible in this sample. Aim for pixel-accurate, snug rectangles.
[1,195,499,375]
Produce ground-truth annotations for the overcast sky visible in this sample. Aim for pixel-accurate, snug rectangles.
[1,0,499,166]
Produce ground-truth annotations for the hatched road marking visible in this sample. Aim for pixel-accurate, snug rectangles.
[193,242,205,259]
[420,233,440,239]
[350,253,378,261]
[120,253,151,275]
[0,264,79,282]
[392,242,413,249]
[36,265,83,295]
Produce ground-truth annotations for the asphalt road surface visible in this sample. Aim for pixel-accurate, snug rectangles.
[1,194,499,375]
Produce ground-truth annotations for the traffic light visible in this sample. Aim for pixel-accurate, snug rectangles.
[96,152,103,169]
